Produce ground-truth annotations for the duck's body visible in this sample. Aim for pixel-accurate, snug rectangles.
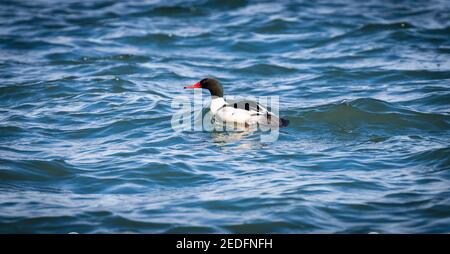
[184,78,289,128]
[210,97,254,126]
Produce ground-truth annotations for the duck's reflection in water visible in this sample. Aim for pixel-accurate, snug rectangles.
[210,122,264,150]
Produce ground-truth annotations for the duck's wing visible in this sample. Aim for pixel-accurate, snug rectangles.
[223,98,289,127]
[224,99,273,116]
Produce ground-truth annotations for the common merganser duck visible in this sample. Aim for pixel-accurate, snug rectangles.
[184,78,289,128]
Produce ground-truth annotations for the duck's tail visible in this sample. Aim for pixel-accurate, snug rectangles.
[279,118,290,127]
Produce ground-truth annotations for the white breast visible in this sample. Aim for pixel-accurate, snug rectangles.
[210,97,227,114]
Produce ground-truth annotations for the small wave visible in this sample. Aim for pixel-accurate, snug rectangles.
[405,147,450,173]
[288,98,450,132]
[91,64,149,76]
[45,54,152,66]
[235,63,297,76]
[0,158,77,181]
[0,36,71,51]
[359,22,415,32]
[312,22,415,48]
[253,18,300,34]
[114,33,180,46]
[127,5,205,18]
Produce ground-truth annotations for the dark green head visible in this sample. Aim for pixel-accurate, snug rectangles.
[184,78,224,97]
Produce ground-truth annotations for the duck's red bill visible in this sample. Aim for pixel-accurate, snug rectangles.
[184,82,201,89]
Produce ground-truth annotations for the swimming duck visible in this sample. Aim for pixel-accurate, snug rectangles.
[184,78,289,128]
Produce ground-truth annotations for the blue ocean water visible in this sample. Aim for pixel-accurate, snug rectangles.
[0,0,450,233]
